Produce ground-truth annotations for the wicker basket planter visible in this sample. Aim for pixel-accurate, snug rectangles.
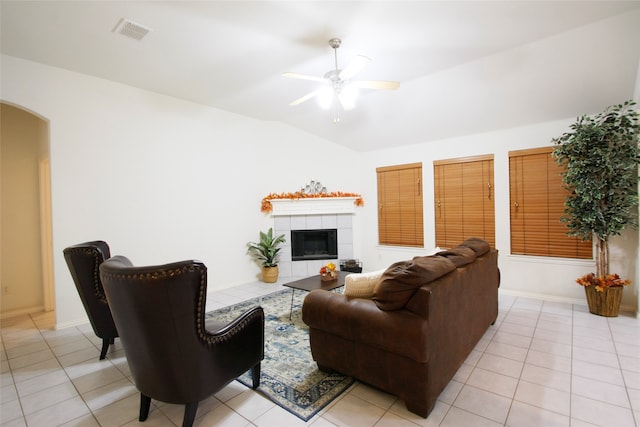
[262,266,279,283]
[584,286,623,317]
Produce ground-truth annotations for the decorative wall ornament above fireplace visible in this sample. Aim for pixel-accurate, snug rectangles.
[300,179,327,195]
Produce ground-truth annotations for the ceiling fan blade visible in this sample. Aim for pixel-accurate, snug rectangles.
[338,55,371,80]
[282,72,329,84]
[354,80,400,90]
[289,88,323,106]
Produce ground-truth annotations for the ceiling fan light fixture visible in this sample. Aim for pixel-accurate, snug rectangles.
[339,84,358,111]
[317,86,334,109]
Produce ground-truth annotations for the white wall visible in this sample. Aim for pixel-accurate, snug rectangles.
[2,52,638,327]
[361,120,639,311]
[1,54,363,328]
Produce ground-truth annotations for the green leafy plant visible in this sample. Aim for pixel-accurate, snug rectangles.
[552,100,640,279]
[247,228,286,267]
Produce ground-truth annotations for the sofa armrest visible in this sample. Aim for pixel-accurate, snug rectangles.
[302,290,429,362]
[409,250,499,388]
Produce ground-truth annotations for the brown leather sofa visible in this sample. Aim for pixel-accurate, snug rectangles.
[302,238,499,417]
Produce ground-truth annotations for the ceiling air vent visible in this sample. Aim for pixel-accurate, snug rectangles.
[114,18,151,41]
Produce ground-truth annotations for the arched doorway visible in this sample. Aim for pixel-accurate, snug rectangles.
[0,102,54,317]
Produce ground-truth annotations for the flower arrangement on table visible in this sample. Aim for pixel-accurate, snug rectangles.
[260,191,364,213]
[576,273,631,292]
[319,262,338,281]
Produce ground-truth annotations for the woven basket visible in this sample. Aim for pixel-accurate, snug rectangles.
[584,285,623,317]
[262,266,279,283]
[320,274,337,282]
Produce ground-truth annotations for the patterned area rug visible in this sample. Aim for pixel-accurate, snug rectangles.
[206,288,355,421]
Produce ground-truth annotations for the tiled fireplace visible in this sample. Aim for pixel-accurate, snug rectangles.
[270,198,357,279]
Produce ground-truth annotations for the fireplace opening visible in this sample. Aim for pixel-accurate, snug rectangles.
[291,229,338,261]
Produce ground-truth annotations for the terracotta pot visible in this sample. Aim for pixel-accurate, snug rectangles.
[262,266,279,283]
[584,285,623,317]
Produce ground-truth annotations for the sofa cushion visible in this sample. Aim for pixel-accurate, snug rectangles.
[343,269,385,299]
[436,246,477,267]
[459,237,490,256]
[373,256,456,311]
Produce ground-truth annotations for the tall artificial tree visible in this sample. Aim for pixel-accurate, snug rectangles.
[552,100,640,279]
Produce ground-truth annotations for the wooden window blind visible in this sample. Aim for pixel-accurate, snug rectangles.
[377,162,423,247]
[433,155,495,249]
[509,147,592,258]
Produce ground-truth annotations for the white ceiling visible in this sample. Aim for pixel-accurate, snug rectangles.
[2,1,640,151]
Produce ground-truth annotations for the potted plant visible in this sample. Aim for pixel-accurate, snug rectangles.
[552,100,639,316]
[247,228,286,283]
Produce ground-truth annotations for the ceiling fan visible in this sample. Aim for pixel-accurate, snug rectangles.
[283,38,400,122]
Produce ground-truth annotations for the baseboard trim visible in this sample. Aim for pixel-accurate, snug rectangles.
[499,288,636,316]
[55,317,90,330]
[0,305,45,320]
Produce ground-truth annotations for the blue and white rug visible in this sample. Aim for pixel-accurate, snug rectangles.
[206,288,355,421]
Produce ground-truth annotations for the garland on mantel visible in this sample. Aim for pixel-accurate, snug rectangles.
[260,192,364,213]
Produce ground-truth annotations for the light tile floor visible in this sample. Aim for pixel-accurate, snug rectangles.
[1,282,639,427]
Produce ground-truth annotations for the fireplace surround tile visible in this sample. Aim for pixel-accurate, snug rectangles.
[321,215,338,229]
[275,213,353,279]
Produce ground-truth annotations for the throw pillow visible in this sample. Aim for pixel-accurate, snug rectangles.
[343,269,386,299]
[373,256,456,311]
[341,250,439,299]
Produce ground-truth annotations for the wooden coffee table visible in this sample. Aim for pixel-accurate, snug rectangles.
[282,270,350,320]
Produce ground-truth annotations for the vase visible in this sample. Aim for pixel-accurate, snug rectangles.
[584,285,623,317]
[262,266,279,283]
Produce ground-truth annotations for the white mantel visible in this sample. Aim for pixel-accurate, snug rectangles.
[269,197,359,216]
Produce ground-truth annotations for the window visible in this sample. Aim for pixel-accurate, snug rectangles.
[433,155,495,248]
[377,162,423,247]
[509,147,592,258]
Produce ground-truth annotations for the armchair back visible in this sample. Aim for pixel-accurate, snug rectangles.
[63,240,117,359]
[100,256,264,427]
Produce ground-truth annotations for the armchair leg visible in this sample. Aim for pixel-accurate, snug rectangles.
[139,394,151,421]
[99,338,110,360]
[182,402,198,427]
[251,362,261,389]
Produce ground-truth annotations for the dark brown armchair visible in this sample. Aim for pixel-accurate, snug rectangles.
[99,256,264,427]
[63,241,118,360]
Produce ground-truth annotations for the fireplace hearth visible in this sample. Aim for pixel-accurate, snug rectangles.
[291,229,338,261]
